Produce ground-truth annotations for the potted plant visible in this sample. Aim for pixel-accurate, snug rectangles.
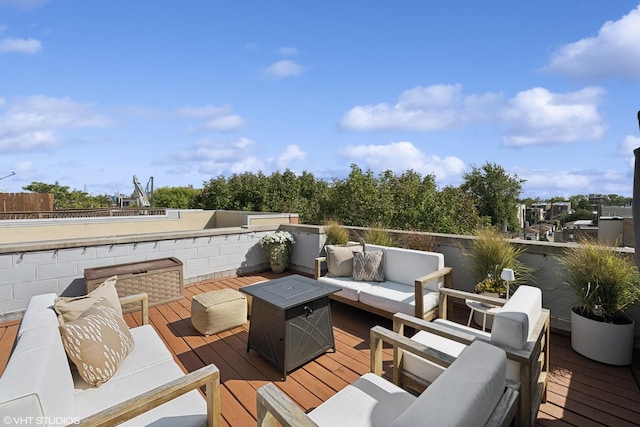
[323,220,350,246]
[559,240,640,365]
[464,227,532,326]
[260,230,295,274]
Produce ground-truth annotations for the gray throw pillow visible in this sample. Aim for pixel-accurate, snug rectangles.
[352,250,385,281]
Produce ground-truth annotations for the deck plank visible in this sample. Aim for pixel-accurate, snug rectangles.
[1,273,640,426]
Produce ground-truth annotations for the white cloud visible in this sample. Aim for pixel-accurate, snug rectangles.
[275,145,306,170]
[340,84,501,131]
[264,60,302,79]
[500,87,606,146]
[174,104,245,132]
[543,4,640,80]
[518,167,634,199]
[0,96,111,153]
[0,37,42,54]
[278,46,298,55]
[341,141,466,181]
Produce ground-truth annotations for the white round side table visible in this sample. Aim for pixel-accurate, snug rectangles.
[465,299,501,332]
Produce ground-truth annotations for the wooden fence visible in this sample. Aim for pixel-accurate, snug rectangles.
[0,193,53,213]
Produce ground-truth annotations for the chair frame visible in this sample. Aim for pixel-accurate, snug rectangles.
[256,325,519,427]
[73,293,222,427]
[393,286,550,427]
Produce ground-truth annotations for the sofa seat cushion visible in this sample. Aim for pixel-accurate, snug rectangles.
[0,323,74,420]
[72,324,174,390]
[73,359,208,426]
[358,282,439,316]
[17,293,58,337]
[308,372,416,427]
[59,298,135,387]
[391,341,507,427]
[317,276,373,302]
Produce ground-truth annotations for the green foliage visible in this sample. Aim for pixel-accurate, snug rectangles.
[153,186,200,208]
[558,240,640,322]
[259,230,295,265]
[460,162,524,231]
[464,227,532,295]
[323,220,350,245]
[22,182,110,209]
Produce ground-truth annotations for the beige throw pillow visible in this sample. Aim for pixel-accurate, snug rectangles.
[352,250,385,282]
[325,245,363,277]
[54,275,122,324]
[59,298,135,387]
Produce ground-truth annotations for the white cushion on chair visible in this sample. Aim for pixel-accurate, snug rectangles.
[491,285,542,349]
[402,329,467,383]
[308,372,416,427]
[391,341,507,427]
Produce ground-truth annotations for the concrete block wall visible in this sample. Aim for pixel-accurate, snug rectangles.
[0,229,271,319]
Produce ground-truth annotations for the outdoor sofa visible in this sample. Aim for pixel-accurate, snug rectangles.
[314,243,453,320]
[0,286,221,426]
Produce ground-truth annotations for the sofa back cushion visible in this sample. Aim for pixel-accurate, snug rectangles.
[365,244,444,291]
[17,293,59,338]
[391,341,507,427]
[491,285,543,349]
[0,323,74,419]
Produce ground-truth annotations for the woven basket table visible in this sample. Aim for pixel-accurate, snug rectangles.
[191,289,247,336]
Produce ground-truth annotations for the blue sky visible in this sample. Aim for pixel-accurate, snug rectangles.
[1,1,640,200]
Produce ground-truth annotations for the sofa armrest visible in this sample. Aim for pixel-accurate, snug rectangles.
[119,292,149,325]
[414,267,453,319]
[314,256,327,280]
[257,382,318,427]
[73,364,221,427]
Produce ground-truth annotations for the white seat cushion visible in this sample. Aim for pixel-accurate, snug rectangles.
[72,324,175,390]
[308,372,416,427]
[402,329,467,384]
[317,276,373,302]
[358,282,439,316]
[73,360,207,427]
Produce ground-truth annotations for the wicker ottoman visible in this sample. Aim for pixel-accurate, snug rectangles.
[191,289,247,336]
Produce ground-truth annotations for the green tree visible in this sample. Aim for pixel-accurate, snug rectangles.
[460,162,524,231]
[22,182,110,209]
[153,186,200,208]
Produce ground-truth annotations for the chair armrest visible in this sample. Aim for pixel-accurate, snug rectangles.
[392,312,478,345]
[256,382,318,427]
[414,267,453,319]
[486,380,520,427]
[73,364,221,427]
[370,325,458,388]
[119,292,149,325]
[314,256,327,280]
[437,287,505,320]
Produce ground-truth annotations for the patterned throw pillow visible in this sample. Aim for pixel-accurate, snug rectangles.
[352,250,385,282]
[54,275,123,324]
[325,245,363,277]
[59,298,135,387]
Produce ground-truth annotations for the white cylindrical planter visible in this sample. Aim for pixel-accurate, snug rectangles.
[571,308,635,366]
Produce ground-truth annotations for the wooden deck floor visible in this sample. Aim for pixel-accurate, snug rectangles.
[2,273,640,426]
